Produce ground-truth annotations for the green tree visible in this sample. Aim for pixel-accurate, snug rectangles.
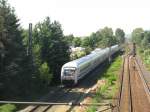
[132,28,144,46]
[73,37,82,47]
[81,37,92,49]
[81,36,95,54]
[39,62,52,85]
[99,27,115,47]
[70,51,86,60]
[64,34,74,46]
[115,28,125,44]
[33,17,70,82]
[81,37,90,47]
[0,0,33,99]
[94,30,102,47]
[89,33,100,48]
[81,27,117,50]
[141,31,150,49]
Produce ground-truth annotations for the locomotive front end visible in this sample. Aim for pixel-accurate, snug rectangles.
[61,66,77,85]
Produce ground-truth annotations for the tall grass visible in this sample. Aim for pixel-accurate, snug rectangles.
[87,56,122,112]
[138,48,150,70]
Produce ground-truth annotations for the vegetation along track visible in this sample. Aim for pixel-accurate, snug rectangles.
[43,62,108,112]
[119,55,150,112]
[20,60,110,112]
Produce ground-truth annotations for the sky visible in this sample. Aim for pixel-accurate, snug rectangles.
[7,0,150,36]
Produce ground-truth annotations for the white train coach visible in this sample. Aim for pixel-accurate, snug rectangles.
[61,45,120,85]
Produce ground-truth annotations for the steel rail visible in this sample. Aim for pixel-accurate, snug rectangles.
[118,55,133,112]
[28,87,72,112]
[18,86,70,112]
[0,100,112,106]
[118,55,125,108]
[128,56,133,112]
[134,57,150,102]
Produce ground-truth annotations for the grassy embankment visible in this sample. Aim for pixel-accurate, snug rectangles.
[87,55,122,112]
[137,48,150,71]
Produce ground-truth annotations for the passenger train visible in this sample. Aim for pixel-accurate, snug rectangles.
[61,45,120,85]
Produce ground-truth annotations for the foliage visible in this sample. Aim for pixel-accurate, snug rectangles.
[81,28,114,49]
[81,35,97,49]
[141,31,150,49]
[87,56,122,111]
[132,28,144,46]
[0,0,35,99]
[62,27,125,61]
[84,47,92,54]
[72,37,82,47]
[81,27,122,52]
[0,104,16,112]
[70,50,86,60]
[39,62,52,85]
[32,17,70,82]
[138,48,150,70]
[115,28,125,44]
[0,0,70,102]
[64,34,74,46]
[87,106,97,112]
[99,27,116,47]
[132,28,150,70]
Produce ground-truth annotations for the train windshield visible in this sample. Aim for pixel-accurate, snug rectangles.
[64,68,76,76]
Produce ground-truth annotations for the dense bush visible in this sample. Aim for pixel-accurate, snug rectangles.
[39,62,52,85]
[70,51,86,60]
[0,104,16,112]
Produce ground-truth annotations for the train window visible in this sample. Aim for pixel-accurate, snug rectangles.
[64,68,75,76]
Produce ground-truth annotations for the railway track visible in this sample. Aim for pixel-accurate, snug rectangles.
[118,55,150,112]
[22,84,96,112]
[2,54,150,112]
[44,63,107,112]
[20,87,72,112]
[134,57,150,99]
[19,60,110,112]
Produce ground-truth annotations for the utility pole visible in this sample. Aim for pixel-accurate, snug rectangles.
[107,39,112,63]
[0,52,5,72]
[0,32,2,72]
[133,43,136,57]
[108,46,112,63]
[0,31,5,72]
[27,23,32,56]
[0,48,3,72]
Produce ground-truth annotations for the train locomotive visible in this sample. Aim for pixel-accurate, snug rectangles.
[61,45,120,85]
